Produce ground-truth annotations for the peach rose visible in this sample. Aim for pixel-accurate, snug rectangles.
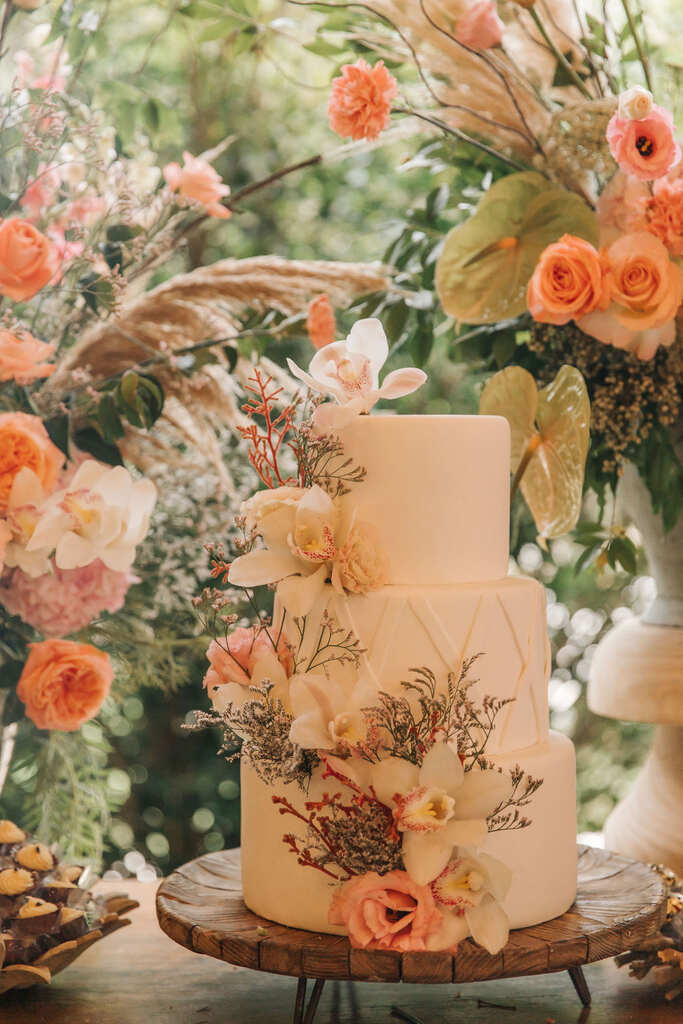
[617,86,653,121]
[597,171,649,246]
[527,234,610,325]
[203,627,293,690]
[0,218,58,302]
[328,59,398,141]
[605,231,683,330]
[0,412,63,512]
[329,870,445,952]
[456,2,504,50]
[606,105,682,181]
[163,151,231,219]
[331,522,388,594]
[17,639,113,732]
[0,330,55,384]
[307,294,336,350]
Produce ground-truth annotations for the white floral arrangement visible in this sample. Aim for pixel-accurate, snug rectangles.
[196,318,543,956]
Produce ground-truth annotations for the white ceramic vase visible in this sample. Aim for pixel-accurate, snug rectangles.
[588,458,683,875]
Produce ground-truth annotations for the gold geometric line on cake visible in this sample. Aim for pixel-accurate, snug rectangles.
[495,592,543,747]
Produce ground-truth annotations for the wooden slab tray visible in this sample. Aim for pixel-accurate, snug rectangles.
[156,845,667,1020]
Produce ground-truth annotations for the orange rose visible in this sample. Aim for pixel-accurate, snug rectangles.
[527,234,610,325]
[0,411,64,512]
[606,231,683,330]
[17,639,113,732]
[0,218,58,302]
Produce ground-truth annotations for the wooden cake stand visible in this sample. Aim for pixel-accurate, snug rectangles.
[156,845,667,1024]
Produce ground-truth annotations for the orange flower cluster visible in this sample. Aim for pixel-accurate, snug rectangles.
[327,59,397,141]
[528,232,683,360]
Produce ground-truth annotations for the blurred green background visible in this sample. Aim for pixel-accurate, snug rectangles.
[4,0,666,879]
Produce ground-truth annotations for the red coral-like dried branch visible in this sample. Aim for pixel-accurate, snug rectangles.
[237,369,298,488]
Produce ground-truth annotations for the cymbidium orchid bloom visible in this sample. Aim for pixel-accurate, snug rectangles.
[229,484,337,615]
[27,460,157,572]
[286,318,427,432]
[288,672,377,752]
[428,849,512,954]
[2,468,53,578]
[363,742,510,886]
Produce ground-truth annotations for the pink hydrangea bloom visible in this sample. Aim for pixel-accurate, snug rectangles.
[48,228,85,283]
[606,105,681,181]
[163,152,231,219]
[65,194,107,228]
[327,59,398,141]
[306,294,336,349]
[0,560,136,637]
[329,870,445,952]
[455,2,504,50]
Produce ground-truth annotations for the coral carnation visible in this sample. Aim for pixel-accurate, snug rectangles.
[0,330,55,384]
[606,105,681,181]
[17,639,113,732]
[306,294,336,349]
[329,870,445,952]
[645,175,683,257]
[0,560,135,637]
[328,59,397,141]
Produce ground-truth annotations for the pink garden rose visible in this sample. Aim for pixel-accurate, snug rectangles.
[329,870,446,952]
[20,164,61,219]
[455,2,504,50]
[0,560,136,637]
[203,626,293,691]
[306,294,336,350]
[0,330,55,384]
[163,151,231,219]
[328,59,398,141]
[606,104,681,181]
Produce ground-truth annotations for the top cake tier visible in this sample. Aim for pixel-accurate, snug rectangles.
[338,414,510,585]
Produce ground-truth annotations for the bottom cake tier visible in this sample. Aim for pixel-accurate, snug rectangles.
[241,730,577,934]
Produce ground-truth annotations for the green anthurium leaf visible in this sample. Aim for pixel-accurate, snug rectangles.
[480,364,591,539]
[435,172,599,324]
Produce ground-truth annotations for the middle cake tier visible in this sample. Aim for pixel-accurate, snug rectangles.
[276,575,550,756]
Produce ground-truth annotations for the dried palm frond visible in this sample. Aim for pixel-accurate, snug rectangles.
[347,0,588,160]
[47,257,389,492]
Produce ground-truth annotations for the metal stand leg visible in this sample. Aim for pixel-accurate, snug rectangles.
[292,977,326,1024]
[567,965,591,1007]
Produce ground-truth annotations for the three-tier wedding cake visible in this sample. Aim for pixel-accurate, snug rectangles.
[208,318,577,955]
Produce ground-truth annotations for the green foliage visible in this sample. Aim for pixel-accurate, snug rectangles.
[4,725,118,865]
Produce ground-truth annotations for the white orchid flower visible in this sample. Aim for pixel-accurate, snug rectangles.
[229,484,338,616]
[2,468,53,578]
[428,848,512,955]
[367,743,510,886]
[289,672,377,752]
[287,318,427,431]
[27,460,156,572]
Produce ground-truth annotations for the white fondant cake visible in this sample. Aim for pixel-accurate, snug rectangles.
[239,413,577,934]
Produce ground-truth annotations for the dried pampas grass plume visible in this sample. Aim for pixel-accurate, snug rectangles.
[50,257,389,493]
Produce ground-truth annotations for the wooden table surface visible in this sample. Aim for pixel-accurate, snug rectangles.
[0,881,677,1024]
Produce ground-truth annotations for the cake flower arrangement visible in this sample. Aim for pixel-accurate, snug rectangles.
[197,317,544,955]
[290,0,682,556]
[0,13,390,858]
